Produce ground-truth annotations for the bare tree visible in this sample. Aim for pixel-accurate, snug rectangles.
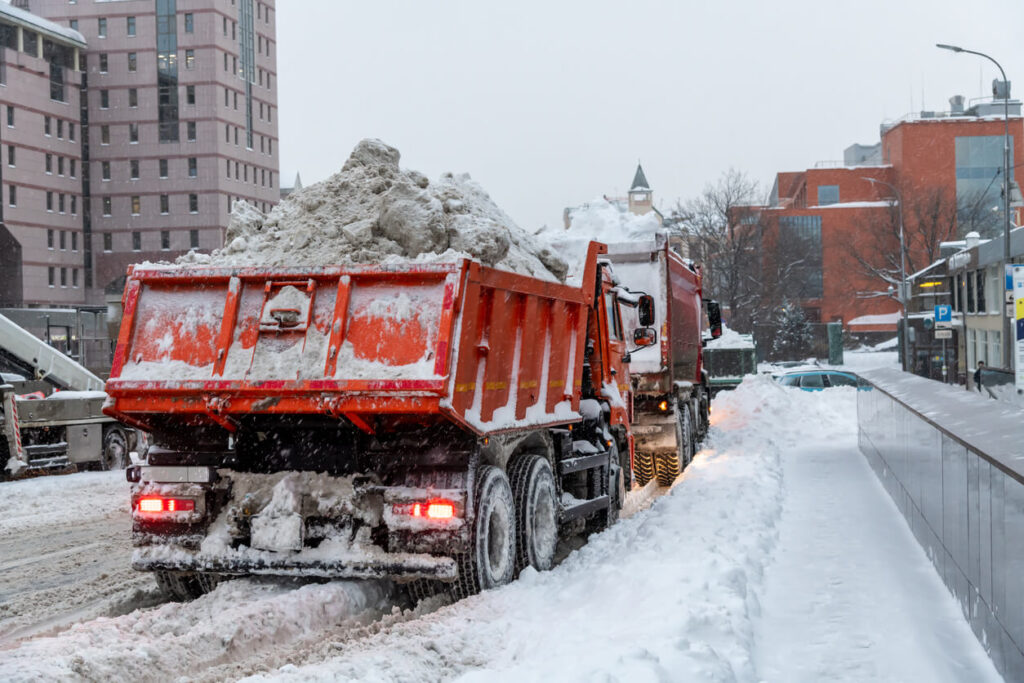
[846,184,958,299]
[673,169,764,331]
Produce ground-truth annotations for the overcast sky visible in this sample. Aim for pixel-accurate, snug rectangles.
[277,0,1024,230]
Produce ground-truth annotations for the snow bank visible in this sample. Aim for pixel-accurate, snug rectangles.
[177,139,567,282]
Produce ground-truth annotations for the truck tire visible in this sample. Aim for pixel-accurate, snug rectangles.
[606,440,624,527]
[634,450,655,487]
[655,403,693,486]
[508,454,558,573]
[100,427,128,471]
[452,465,516,599]
[154,570,219,601]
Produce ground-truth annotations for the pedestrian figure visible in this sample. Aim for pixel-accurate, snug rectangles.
[973,360,984,392]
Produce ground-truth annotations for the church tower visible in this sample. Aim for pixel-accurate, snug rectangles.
[628,163,653,216]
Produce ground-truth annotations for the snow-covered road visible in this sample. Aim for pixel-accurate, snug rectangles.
[0,372,1002,681]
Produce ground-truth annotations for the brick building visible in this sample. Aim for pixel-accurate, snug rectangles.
[746,92,1023,335]
[0,3,86,306]
[0,0,279,308]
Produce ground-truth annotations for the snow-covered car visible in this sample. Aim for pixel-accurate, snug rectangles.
[775,370,872,391]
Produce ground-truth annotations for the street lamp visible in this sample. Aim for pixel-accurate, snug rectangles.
[863,176,910,372]
[937,43,1013,370]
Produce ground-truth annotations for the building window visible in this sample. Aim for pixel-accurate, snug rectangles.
[129,123,139,143]
[60,268,67,288]
[59,194,65,214]
[233,91,238,110]
[234,127,238,145]
[45,154,53,174]
[57,119,63,138]
[70,159,76,177]
[225,124,230,142]
[156,0,180,143]
[224,87,229,107]
[100,89,109,109]
[186,85,195,105]
[185,49,194,69]
[46,191,54,212]
[72,269,78,288]
[71,195,77,215]
[132,231,141,251]
[190,229,199,249]
[131,196,141,215]
[101,161,111,180]
[189,194,198,213]
[57,156,64,176]
[160,194,169,214]
[188,157,197,178]
[128,52,137,72]
[223,52,228,71]
[102,196,112,216]
[48,229,54,249]
[59,230,66,250]
[99,53,108,72]
[225,159,230,178]
[129,88,138,107]
[44,116,51,136]
[6,145,13,167]
[184,13,194,33]
[70,19,78,31]
[103,232,112,252]
[817,185,840,206]
[6,106,12,127]
[101,125,110,144]
[98,17,107,38]
[8,185,15,207]
[161,231,171,250]
[127,16,136,37]
[130,159,140,179]
[48,267,55,287]
[69,123,75,141]
[186,121,196,141]
[159,159,169,178]
[955,135,1016,238]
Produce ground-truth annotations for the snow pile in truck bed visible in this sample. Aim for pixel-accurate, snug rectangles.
[177,139,568,282]
[538,199,666,283]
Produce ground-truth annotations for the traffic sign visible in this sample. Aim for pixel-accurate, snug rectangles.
[935,329,952,339]
[934,305,952,323]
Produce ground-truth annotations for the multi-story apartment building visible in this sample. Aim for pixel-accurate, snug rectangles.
[0,3,86,306]
[6,0,279,305]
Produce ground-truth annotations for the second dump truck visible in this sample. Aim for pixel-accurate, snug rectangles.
[104,242,657,599]
[605,233,720,486]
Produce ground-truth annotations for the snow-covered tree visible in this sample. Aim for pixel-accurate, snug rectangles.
[771,299,813,359]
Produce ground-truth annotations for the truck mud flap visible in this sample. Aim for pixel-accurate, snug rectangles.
[133,550,458,582]
[631,416,676,453]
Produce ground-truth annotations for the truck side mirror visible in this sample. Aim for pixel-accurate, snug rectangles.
[634,327,657,347]
[706,300,723,339]
[638,294,655,327]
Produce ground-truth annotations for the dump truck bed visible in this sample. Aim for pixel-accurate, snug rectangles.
[105,248,603,436]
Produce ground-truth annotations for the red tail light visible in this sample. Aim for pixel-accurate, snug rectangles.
[137,497,195,513]
[393,498,457,521]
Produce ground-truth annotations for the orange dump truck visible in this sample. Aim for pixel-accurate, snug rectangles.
[105,242,657,600]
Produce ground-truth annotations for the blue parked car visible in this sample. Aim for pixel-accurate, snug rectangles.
[776,370,872,391]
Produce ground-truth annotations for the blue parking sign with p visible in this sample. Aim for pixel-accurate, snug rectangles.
[934,305,952,323]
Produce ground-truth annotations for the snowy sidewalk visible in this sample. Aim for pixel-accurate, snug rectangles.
[753,385,1000,682]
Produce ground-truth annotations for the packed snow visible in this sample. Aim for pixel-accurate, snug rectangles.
[176,139,568,282]
[0,373,1000,681]
[705,324,755,350]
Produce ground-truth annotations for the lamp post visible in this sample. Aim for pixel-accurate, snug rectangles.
[863,176,910,371]
[937,43,1013,370]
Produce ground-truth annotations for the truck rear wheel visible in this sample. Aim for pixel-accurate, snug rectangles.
[634,451,655,487]
[154,570,219,601]
[509,454,558,573]
[453,465,516,599]
[655,403,693,486]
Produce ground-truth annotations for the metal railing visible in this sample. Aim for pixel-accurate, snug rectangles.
[857,367,1024,681]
